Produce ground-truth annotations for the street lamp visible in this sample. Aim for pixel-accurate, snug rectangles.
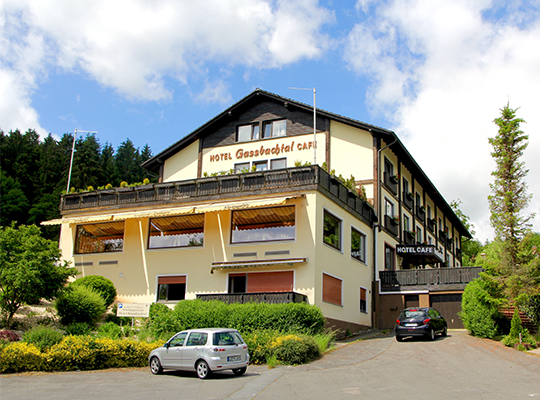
[289,87,316,165]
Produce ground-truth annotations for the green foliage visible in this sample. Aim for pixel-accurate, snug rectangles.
[460,276,504,338]
[23,326,64,351]
[488,104,533,276]
[242,329,281,364]
[0,224,77,328]
[71,275,117,307]
[63,322,92,336]
[96,322,123,339]
[271,334,320,365]
[55,285,106,325]
[501,308,537,348]
[0,336,163,373]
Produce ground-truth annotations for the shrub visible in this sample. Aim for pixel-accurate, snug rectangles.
[55,285,106,325]
[0,342,44,373]
[97,322,123,340]
[71,275,117,307]
[23,326,64,351]
[242,329,281,364]
[64,322,93,336]
[271,334,320,365]
[460,277,504,338]
[501,308,537,348]
[0,330,21,342]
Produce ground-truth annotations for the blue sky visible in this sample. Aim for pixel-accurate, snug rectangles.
[2,0,539,242]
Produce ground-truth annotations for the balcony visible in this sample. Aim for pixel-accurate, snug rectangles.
[385,215,399,236]
[196,291,308,304]
[403,192,413,210]
[403,230,415,245]
[379,267,483,292]
[60,166,377,226]
[415,205,426,223]
[427,218,436,234]
[383,172,398,195]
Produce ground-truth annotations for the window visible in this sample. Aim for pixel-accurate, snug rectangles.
[157,276,186,301]
[228,274,247,293]
[253,160,268,171]
[237,124,260,142]
[351,227,366,263]
[75,221,124,254]
[270,158,287,170]
[149,214,204,248]
[262,120,286,138]
[415,192,422,207]
[428,236,433,245]
[322,273,342,306]
[360,287,367,313]
[385,244,395,271]
[384,157,394,177]
[231,206,295,243]
[427,205,432,220]
[234,162,250,173]
[169,332,187,347]
[403,214,410,230]
[323,210,342,250]
[403,178,409,194]
[186,332,208,346]
[416,226,423,243]
[385,198,395,217]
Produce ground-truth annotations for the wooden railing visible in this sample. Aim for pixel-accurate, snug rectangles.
[379,267,483,291]
[196,291,308,304]
[60,165,377,225]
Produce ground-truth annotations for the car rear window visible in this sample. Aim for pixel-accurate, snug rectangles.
[402,310,427,319]
[213,331,245,346]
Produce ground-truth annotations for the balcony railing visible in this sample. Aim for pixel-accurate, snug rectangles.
[379,267,483,292]
[196,291,308,304]
[60,166,377,225]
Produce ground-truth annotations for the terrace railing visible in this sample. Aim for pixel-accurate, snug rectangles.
[379,267,483,291]
[196,291,308,305]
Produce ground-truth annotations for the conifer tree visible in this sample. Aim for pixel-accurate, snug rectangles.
[488,104,534,275]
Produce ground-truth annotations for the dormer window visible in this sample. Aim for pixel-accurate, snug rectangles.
[237,120,286,142]
[263,120,286,138]
[237,123,260,142]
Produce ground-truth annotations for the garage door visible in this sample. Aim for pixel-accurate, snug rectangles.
[430,294,463,329]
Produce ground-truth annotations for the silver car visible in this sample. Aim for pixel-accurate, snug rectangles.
[148,328,250,379]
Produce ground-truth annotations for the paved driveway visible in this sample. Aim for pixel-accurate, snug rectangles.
[2,331,540,400]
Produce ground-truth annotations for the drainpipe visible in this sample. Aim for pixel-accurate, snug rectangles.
[372,135,398,329]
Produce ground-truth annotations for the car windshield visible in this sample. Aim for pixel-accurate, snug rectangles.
[212,331,244,346]
[402,310,427,319]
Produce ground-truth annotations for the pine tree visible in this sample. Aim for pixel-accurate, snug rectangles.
[488,104,534,275]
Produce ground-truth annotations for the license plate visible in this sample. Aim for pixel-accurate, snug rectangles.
[228,355,241,362]
[405,323,416,327]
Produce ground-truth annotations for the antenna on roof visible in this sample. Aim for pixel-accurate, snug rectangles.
[289,87,317,165]
[66,129,98,193]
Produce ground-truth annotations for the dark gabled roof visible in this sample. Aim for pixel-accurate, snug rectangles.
[142,88,471,238]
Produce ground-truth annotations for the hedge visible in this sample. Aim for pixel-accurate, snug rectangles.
[148,300,325,337]
[0,336,163,374]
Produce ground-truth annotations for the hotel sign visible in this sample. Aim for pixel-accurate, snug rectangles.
[116,303,150,318]
[208,139,316,163]
[396,245,444,264]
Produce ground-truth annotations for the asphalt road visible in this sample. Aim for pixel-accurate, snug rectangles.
[2,330,540,400]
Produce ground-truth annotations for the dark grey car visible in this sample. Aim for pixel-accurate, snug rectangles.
[395,307,448,341]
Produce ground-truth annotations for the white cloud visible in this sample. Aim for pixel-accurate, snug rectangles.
[345,0,540,242]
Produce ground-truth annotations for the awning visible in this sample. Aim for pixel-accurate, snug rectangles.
[41,206,194,226]
[194,195,300,214]
[396,245,444,264]
[210,258,307,274]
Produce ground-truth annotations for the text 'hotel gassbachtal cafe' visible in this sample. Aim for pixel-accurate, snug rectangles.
[44,89,481,331]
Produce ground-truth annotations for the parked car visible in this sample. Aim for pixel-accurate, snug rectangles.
[395,307,448,342]
[149,328,250,379]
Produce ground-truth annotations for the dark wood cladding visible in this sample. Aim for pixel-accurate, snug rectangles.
[202,100,328,149]
[196,291,307,304]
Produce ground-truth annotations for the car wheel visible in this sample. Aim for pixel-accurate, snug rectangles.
[233,367,247,376]
[150,357,163,375]
[395,335,403,342]
[442,326,447,337]
[196,360,211,379]
[429,328,435,341]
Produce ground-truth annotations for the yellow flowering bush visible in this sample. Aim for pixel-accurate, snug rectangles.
[0,336,164,373]
[0,342,44,373]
